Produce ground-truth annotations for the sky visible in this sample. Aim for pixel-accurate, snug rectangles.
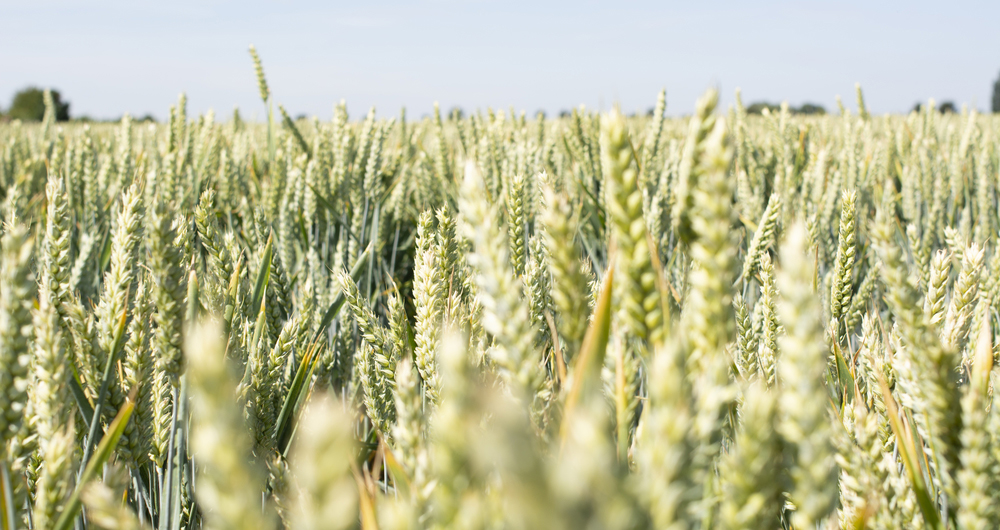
[2,1,999,121]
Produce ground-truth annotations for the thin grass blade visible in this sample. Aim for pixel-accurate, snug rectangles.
[560,262,614,445]
[250,232,273,317]
[54,390,136,530]
[0,461,14,530]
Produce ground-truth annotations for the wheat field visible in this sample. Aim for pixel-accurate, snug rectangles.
[0,50,998,530]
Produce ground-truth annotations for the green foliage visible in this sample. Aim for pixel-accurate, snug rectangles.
[746,101,826,115]
[7,87,70,122]
[993,70,1000,113]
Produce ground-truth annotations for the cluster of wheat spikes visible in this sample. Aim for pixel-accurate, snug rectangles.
[0,50,999,530]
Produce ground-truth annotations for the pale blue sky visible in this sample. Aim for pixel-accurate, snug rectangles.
[2,1,998,120]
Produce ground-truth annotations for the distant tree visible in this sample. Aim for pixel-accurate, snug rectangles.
[912,101,959,114]
[137,114,158,123]
[745,101,825,116]
[795,103,826,115]
[8,87,70,121]
[746,102,781,115]
[558,110,571,119]
[992,70,1000,113]
[449,107,464,121]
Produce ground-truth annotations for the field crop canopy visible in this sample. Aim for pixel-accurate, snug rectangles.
[0,77,998,530]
